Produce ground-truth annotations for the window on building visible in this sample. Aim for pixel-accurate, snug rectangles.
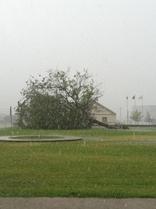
[102,117,107,123]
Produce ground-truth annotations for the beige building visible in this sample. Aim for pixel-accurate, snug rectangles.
[91,102,116,126]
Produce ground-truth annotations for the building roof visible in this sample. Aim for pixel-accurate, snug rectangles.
[94,102,116,115]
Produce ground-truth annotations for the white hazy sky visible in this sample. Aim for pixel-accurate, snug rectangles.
[0,0,156,120]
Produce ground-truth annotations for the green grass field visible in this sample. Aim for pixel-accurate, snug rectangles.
[0,127,156,197]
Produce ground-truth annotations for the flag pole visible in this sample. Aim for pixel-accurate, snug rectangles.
[138,96,144,121]
[141,96,144,120]
[119,107,122,124]
[132,95,136,110]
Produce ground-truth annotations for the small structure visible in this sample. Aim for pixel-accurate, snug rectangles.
[91,102,116,126]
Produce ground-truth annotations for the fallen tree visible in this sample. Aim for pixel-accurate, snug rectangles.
[16,70,100,129]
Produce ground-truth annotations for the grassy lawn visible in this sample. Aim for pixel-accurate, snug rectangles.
[0,128,156,197]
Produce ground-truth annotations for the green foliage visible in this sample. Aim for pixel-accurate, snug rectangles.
[16,70,100,129]
[130,110,142,123]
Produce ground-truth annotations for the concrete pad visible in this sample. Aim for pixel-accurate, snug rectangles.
[0,136,82,142]
[0,198,156,209]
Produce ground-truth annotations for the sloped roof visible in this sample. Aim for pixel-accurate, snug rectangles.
[94,102,116,115]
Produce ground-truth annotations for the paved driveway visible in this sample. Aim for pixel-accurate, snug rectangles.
[0,198,156,209]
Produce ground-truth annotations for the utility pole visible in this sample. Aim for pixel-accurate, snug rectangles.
[10,106,13,128]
